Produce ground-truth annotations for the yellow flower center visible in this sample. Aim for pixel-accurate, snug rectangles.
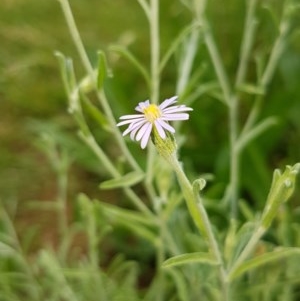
[143,104,161,123]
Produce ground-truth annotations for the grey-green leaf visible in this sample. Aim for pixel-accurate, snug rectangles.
[97,51,108,89]
[237,83,265,95]
[99,171,145,189]
[109,45,150,88]
[162,252,219,268]
[54,51,76,97]
[229,247,300,281]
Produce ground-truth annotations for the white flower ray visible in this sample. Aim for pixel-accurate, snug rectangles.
[117,95,192,148]
[154,120,166,139]
[159,96,178,110]
[136,122,151,142]
[140,124,153,149]
[162,113,190,120]
[157,119,175,133]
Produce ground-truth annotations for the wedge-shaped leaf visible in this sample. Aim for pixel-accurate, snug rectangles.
[229,247,300,281]
[162,252,218,268]
[99,171,145,189]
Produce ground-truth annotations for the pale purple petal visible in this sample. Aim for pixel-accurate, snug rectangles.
[162,113,190,120]
[136,122,152,141]
[119,114,144,120]
[136,100,150,112]
[122,127,133,137]
[140,124,153,149]
[117,117,145,127]
[154,120,166,139]
[117,96,192,149]
[162,106,193,113]
[159,96,178,110]
[128,118,146,129]
[122,119,147,136]
[130,125,142,140]
[156,119,175,133]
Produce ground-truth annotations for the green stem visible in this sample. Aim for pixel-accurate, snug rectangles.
[261,18,290,89]
[240,96,262,136]
[202,19,232,105]
[57,160,68,239]
[136,0,151,20]
[167,153,228,300]
[242,6,291,134]
[176,28,199,95]
[229,97,239,219]
[97,90,142,172]
[80,132,153,217]
[146,0,160,201]
[228,226,265,281]
[201,17,239,219]
[57,0,93,76]
[150,0,160,105]
[235,0,258,87]
[58,0,141,173]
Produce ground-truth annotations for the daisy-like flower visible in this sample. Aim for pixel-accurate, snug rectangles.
[117,96,193,149]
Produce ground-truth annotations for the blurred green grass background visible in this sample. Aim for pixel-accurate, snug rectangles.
[0,0,300,250]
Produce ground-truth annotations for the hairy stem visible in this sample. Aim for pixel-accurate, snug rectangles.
[146,0,161,199]
[167,153,229,300]
[58,0,141,172]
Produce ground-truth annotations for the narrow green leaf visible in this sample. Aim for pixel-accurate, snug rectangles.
[54,51,76,97]
[80,94,110,131]
[96,202,156,243]
[236,117,278,153]
[229,222,256,266]
[167,269,189,301]
[262,163,300,228]
[97,202,155,227]
[230,247,300,280]
[160,23,200,72]
[97,51,108,89]
[109,45,150,87]
[184,81,219,105]
[99,171,145,189]
[237,83,265,95]
[162,252,218,268]
[55,52,81,114]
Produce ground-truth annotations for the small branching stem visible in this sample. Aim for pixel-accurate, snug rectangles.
[167,153,229,300]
